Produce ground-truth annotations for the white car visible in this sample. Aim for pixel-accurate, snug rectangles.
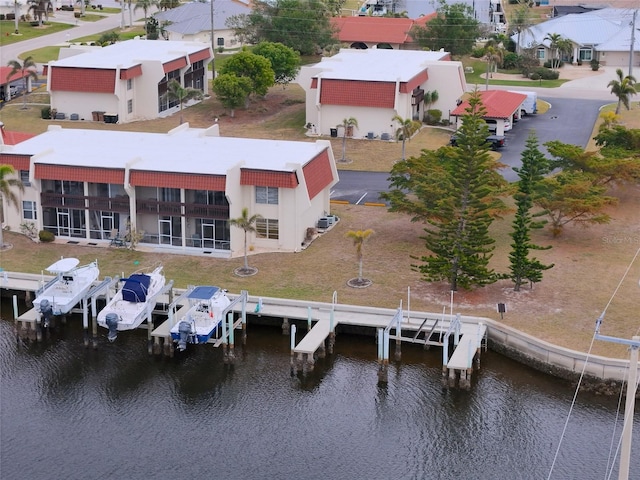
[485,118,512,132]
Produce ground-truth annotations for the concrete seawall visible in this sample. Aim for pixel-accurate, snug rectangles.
[1,271,633,389]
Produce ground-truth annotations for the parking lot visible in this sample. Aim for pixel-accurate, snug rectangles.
[331,96,607,203]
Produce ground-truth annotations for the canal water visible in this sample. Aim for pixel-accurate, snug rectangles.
[1,311,638,480]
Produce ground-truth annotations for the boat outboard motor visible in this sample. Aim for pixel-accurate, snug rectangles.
[177,321,192,352]
[39,299,53,328]
[105,313,120,342]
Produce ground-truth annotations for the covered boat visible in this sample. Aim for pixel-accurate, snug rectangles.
[97,266,166,341]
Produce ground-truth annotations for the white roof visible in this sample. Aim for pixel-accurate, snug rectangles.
[310,49,450,82]
[11,125,327,174]
[48,39,210,70]
[154,1,251,34]
[515,8,639,50]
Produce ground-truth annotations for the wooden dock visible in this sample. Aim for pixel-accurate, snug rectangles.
[3,271,488,388]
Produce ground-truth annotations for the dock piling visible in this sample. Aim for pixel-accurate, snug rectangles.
[290,324,297,375]
[282,317,290,335]
[227,313,235,364]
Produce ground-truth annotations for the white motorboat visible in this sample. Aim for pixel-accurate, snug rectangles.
[97,265,166,342]
[33,258,100,325]
[170,286,231,351]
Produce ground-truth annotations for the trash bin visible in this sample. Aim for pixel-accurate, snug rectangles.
[97,111,105,122]
[330,128,338,138]
[104,113,118,124]
[92,111,99,121]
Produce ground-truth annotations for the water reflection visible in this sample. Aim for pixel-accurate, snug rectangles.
[1,306,638,480]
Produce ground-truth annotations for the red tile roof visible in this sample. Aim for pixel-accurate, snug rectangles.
[450,90,527,119]
[413,12,437,27]
[320,79,395,108]
[50,67,116,93]
[0,129,36,146]
[331,16,415,44]
[0,66,37,86]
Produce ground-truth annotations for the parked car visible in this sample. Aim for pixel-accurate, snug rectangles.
[508,90,538,116]
[485,118,512,132]
[450,133,506,150]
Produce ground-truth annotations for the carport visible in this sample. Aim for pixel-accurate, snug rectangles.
[0,66,35,102]
[450,90,527,136]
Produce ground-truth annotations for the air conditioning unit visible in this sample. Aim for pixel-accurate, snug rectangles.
[317,217,329,229]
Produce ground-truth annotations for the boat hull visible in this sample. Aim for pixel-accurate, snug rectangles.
[33,262,100,315]
[97,269,166,332]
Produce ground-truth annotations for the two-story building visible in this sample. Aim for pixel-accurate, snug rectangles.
[44,39,212,124]
[0,123,338,257]
[298,49,466,139]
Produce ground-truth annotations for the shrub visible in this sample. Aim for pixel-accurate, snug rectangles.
[590,59,600,71]
[424,109,442,125]
[529,68,559,80]
[502,52,520,70]
[20,222,38,239]
[0,14,5,20]
[41,107,51,119]
[97,31,119,45]
[39,230,55,243]
[471,47,485,58]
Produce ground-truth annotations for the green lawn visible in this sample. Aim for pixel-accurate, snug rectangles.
[0,21,75,46]
[462,57,568,88]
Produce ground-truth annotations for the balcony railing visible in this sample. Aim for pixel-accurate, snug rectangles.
[137,199,229,220]
[40,193,130,212]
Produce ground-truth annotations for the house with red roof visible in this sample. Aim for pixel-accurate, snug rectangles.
[450,90,527,136]
[330,14,436,50]
[0,123,338,256]
[298,49,466,139]
[43,39,212,124]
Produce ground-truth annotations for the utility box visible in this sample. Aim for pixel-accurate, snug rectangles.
[330,128,338,138]
[317,217,329,229]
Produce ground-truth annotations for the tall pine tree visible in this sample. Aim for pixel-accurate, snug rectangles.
[509,132,554,291]
[415,90,507,290]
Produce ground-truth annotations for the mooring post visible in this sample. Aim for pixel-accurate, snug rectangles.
[35,307,43,343]
[227,312,235,364]
[378,329,389,383]
[241,290,247,344]
[12,295,19,342]
[25,290,33,308]
[475,322,483,369]
[394,309,402,361]
[290,324,297,375]
[221,309,228,363]
[442,335,449,380]
[282,317,290,335]
[328,309,335,354]
[454,313,460,346]
[307,307,312,331]
[82,298,89,347]
[90,296,98,349]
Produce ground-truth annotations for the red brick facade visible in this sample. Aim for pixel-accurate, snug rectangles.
[163,58,188,74]
[50,67,116,93]
[129,171,225,190]
[120,65,143,80]
[0,154,30,170]
[240,170,298,189]
[35,165,125,184]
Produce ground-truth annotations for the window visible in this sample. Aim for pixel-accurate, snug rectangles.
[256,186,278,205]
[127,78,132,90]
[256,218,278,239]
[23,201,37,220]
[127,99,133,114]
[20,170,30,186]
[536,47,545,59]
[217,37,224,46]
[579,48,592,61]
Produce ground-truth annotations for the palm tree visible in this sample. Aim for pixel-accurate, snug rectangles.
[166,79,204,124]
[544,33,563,70]
[229,207,262,274]
[337,117,358,162]
[6,57,39,110]
[134,0,159,31]
[345,229,374,283]
[13,0,19,34]
[423,90,439,111]
[392,115,421,161]
[0,165,25,249]
[484,45,503,90]
[607,68,637,115]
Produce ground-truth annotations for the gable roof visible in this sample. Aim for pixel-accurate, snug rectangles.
[0,125,36,145]
[154,0,251,33]
[450,90,526,119]
[331,14,437,45]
